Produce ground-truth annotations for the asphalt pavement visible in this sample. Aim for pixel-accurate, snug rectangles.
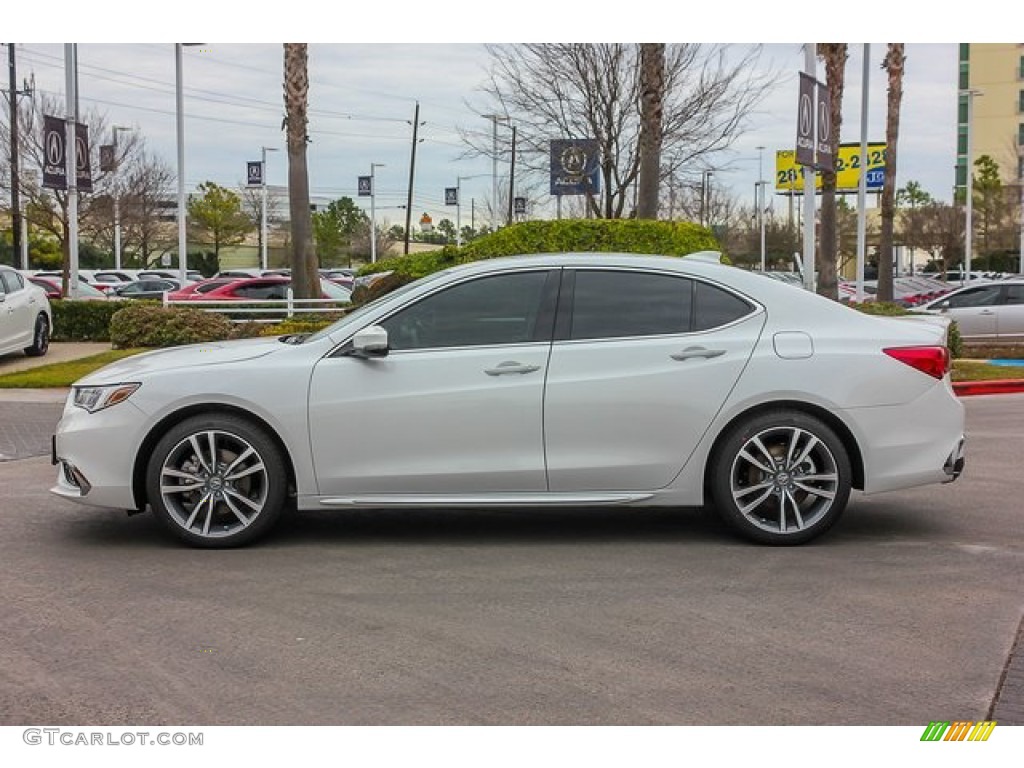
[0,393,1022,725]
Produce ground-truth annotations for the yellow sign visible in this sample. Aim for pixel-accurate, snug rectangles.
[775,143,887,193]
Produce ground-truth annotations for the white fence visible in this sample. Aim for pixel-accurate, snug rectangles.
[162,288,349,323]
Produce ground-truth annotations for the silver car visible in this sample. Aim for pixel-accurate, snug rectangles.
[915,279,1024,343]
[51,252,965,548]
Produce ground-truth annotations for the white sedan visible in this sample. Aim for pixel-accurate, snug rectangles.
[51,253,966,547]
[1,265,52,359]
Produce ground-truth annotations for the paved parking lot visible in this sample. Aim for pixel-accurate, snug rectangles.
[0,395,1021,725]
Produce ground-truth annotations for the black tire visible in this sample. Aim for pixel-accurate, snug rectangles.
[145,414,288,548]
[24,314,50,357]
[709,409,852,545]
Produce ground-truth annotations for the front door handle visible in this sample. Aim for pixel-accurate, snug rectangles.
[485,361,541,376]
[979,310,996,315]
[671,346,726,361]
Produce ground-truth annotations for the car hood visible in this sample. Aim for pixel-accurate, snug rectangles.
[75,337,285,385]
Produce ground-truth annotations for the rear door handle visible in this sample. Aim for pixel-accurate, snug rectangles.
[671,346,726,361]
[979,310,996,315]
[485,361,541,376]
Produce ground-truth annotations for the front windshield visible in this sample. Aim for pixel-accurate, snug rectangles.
[304,270,451,343]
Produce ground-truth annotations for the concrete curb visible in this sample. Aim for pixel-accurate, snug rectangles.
[953,379,1024,397]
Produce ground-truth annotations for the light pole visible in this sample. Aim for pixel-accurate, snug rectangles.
[175,43,202,284]
[700,170,714,228]
[454,174,488,246]
[482,113,509,228]
[961,88,982,284]
[260,145,278,271]
[756,146,766,271]
[369,162,385,263]
[111,125,132,270]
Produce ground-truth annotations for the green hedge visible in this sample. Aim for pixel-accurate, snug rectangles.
[359,219,720,281]
[109,304,235,349]
[50,300,124,342]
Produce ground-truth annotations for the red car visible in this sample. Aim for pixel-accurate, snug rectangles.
[27,275,110,301]
[164,278,239,301]
[167,276,351,303]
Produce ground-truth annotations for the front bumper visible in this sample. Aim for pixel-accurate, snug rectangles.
[50,397,148,510]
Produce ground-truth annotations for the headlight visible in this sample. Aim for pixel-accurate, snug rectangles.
[72,383,141,413]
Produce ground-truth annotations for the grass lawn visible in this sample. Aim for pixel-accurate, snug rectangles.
[0,349,144,388]
[952,359,1024,382]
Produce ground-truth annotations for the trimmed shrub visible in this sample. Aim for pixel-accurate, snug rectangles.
[110,304,235,349]
[50,300,124,342]
[358,219,720,281]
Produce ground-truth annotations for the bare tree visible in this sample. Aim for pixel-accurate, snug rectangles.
[465,44,776,220]
[283,43,317,299]
[636,43,665,219]
[878,44,906,302]
[241,186,283,257]
[816,43,848,300]
[0,92,141,278]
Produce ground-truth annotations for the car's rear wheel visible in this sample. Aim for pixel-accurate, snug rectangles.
[24,314,50,357]
[145,414,288,547]
[710,410,851,545]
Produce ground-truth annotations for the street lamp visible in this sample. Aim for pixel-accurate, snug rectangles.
[175,43,202,285]
[700,170,715,228]
[111,125,133,270]
[755,181,769,272]
[454,174,488,246]
[960,88,982,285]
[369,162,385,263]
[756,146,767,271]
[260,146,279,271]
[481,113,510,228]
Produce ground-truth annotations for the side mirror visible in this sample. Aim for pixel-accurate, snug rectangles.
[350,325,389,358]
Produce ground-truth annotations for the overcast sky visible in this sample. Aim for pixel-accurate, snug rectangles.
[8,4,1002,229]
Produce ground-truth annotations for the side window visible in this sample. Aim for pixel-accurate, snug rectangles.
[1004,285,1024,305]
[569,271,692,340]
[381,271,550,351]
[947,285,1002,308]
[693,281,755,331]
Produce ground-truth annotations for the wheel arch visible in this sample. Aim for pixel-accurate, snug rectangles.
[131,403,298,511]
[704,400,865,492]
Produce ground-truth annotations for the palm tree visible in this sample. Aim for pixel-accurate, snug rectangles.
[816,44,847,299]
[636,43,665,219]
[283,43,318,299]
[878,44,906,302]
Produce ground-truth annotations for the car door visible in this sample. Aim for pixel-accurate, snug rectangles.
[307,269,559,496]
[543,269,765,492]
[995,284,1024,342]
[932,284,1002,341]
[0,270,36,352]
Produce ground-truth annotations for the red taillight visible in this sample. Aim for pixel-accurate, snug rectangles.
[883,346,950,380]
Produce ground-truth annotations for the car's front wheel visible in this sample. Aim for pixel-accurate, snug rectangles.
[709,410,852,545]
[145,414,288,547]
[24,314,50,357]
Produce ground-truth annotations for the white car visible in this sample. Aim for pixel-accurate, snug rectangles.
[915,279,1024,343]
[51,252,966,548]
[1,264,52,359]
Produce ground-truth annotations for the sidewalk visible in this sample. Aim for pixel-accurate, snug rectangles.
[0,341,110,375]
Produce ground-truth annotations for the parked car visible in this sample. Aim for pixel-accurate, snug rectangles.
[138,269,203,283]
[915,279,1024,343]
[51,252,965,548]
[173,276,351,303]
[33,271,117,294]
[27,276,111,302]
[1,264,51,358]
[112,278,181,301]
[163,278,240,301]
